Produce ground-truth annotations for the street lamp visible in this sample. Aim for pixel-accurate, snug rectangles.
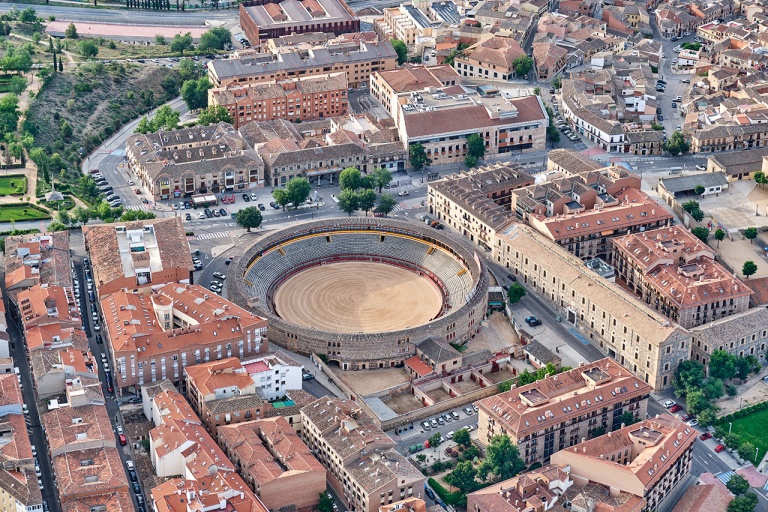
[757,446,760,463]
[729,422,732,434]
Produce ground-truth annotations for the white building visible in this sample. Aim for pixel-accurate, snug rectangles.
[243,353,303,401]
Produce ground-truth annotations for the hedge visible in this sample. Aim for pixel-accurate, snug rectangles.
[428,478,464,507]
[717,400,768,424]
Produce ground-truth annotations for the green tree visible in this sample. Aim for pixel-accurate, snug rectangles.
[339,166,363,191]
[392,39,408,65]
[286,177,311,206]
[464,155,478,168]
[513,55,533,77]
[64,23,78,39]
[744,227,758,244]
[702,378,724,400]
[552,76,562,89]
[18,7,37,23]
[506,282,526,304]
[728,493,759,512]
[119,210,155,221]
[694,184,705,196]
[618,411,639,427]
[728,474,751,495]
[317,492,334,512]
[724,433,742,450]
[154,105,180,130]
[0,94,20,138]
[682,200,704,222]
[235,206,263,232]
[547,124,561,144]
[715,228,726,247]
[453,428,471,447]
[478,435,524,481]
[466,133,485,160]
[357,189,377,216]
[673,360,705,397]
[57,210,71,225]
[755,169,768,189]
[533,86,540,95]
[7,75,25,95]
[446,461,477,494]
[728,384,739,397]
[181,77,212,110]
[155,34,167,45]
[738,442,758,463]
[743,260,758,278]
[691,227,709,244]
[376,193,397,216]
[197,105,232,125]
[371,167,393,192]
[60,120,72,138]
[409,143,431,170]
[686,389,710,416]
[72,206,90,225]
[46,221,68,232]
[709,350,737,380]
[428,432,443,448]
[663,131,690,156]
[78,40,98,58]
[198,27,231,51]
[273,188,290,210]
[735,356,755,379]
[170,32,194,55]
[651,123,664,130]
[178,58,203,81]
[698,408,717,427]
[337,189,359,216]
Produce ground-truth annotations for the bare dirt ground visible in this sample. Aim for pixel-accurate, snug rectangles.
[453,379,482,393]
[485,368,516,384]
[715,235,768,279]
[275,262,443,333]
[465,312,520,354]
[427,387,451,403]
[334,366,411,396]
[716,368,768,416]
[384,393,423,415]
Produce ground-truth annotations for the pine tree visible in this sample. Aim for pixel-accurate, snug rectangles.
[49,37,53,53]
[58,56,63,72]
[52,49,56,71]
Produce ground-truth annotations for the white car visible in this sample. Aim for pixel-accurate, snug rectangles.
[398,190,409,196]
[695,164,706,171]
[38,479,43,490]
[126,460,134,471]
[663,400,676,408]
[117,426,123,435]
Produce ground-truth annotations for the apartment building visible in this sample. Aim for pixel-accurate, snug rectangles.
[125,123,265,200]
[453,36,527,81]
[690,307,768,368]
[209,72,348,128]
[532,41,569,81]
[101,283,268,394]
[477,359,652,465]
[301,397,424,512]
[3,231,71,308]
[511,169,673,262]
[551,415,696,512]
[239,0,359,43]
[427,164,534,251]
[374,4,440,45]
[51,445,129,507]
[612,226,752,328]
[17,284,80,331]
[185,357,259,426]
[208,39,397,89]
[82,218,193,298]
[0,374,42,512]
[218,417,326,511]
[31,345,96,399]
[42,403,116,457]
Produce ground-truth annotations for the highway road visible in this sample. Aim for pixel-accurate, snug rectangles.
[0,1,234,24]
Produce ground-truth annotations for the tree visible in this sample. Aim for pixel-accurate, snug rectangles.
[409,143,431,170]
[547,124,561,144]
[64,23,78,39]
[317,492,334,512]
[57,210,71,226]
[728,493,758,512]
[478,435,524,481]
[464,155,478,168]
[118,210,155,221]
[694,184,705,196]
[337,189,359,216]
[691,227,709,244]
[197,105,232,125]
[466,133,485,160]
[428,433,443,448]
[533,86,540,96]
[58,56,63,72]
[738,442,757,463]
[78,40,99,59]
[755,169,768,189]
[371,167,393,192]
[447,461,477,494]
[7,75,25,95]
[735,356,755,380]
[170,32,194,55]
[618,411,639,427]
[376,193,397,216]
[724,433,742,450]
[235,206,263,232]
[709,350,737,380]
[743,260,758,279]
[155,34,167,45]
[698,408,717,427]
[60,120,73,138]
[512,56,533,77]
[72,206,90,225]
[685,389,709,416]
[392,39,408,65]
[198,27,231,51]
[552,76,562,89]
[663,131,690,156]
[358,189,377,216]
[284,177,311,207]
[715,228,726,247]
[18,7,37,23]
[506,282,526,304]
[702,378,724,400]
[673,360,705,397]
[0,94,20,138]
[453,428,471,447]
[682,200,704,222]
[339,166,363,191]
[181,77,212,110]
[178,58,203,81]
[727,475,751,496]
[273,188,289,210]
[744,227,758,244]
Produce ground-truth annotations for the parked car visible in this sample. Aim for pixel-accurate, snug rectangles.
[451,411,459,420]
[398,190,409,196]
[132,482,141,494]
[219,208,227,217]
[687,419,698,427]
[700,432,712,440]
[442,413,453,423]
[525,316,542,327]
[681,414,692,422]
[463,407,473,416]
[119,434,127,446]
[714,444,726,453]
[429,419,438,428]
[663,400,676,408]
[681,78,691,83]
[257,203,266,211]
[204,208,213,218]
[424,486,435,500]
[242,194,251,202]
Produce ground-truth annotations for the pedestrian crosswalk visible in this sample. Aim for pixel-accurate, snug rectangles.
[393,203,404,212]
[716,470,736,485]
[110,149,126,157]
[123,205,148,211]
[195,231,234,240]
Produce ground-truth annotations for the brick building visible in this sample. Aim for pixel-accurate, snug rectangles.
[209,72,348,128]
[453,36,527,81]
[3,231,71,308]
[239,0,359,43]
[612,226,752,328]
[477,359,652,465]
[218,417,326,511]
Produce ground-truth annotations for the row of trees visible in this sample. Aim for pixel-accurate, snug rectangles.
[725,474,759,512]
[500,362,573,392]
[337,167,397,216]
[135,103,231,134]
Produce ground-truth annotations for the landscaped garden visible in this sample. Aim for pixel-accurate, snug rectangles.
[0,174,26,195]
[0,202,49,221]
[715,403,768,465]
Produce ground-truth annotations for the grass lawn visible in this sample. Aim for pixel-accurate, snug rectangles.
[724,407,768,463]
[0,175,27,196]
[0,204,50,222]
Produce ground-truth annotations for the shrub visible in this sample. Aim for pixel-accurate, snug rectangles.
[427,478,465,507]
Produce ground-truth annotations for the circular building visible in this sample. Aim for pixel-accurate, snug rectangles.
[228,217,488,370]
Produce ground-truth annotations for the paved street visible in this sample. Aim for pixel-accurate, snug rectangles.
[0,2,232,24]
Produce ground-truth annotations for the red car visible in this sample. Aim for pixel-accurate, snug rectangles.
[107,385,114,393]
[119,434,127,446]
[669,405,682,413]
[682,414,692,422]
[134,189,141,194]
[89,169,100,174]
[714,444,725,453]
[700,432,712,441]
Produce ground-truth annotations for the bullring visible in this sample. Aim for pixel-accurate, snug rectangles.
[228,218,489,370]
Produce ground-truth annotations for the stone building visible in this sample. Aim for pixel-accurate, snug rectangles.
[690,307,768,369]
[239,0,359,43]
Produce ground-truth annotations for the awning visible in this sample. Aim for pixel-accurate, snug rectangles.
[601,230,615,236]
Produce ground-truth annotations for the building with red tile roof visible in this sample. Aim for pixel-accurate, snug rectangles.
[25,323,89,353]
[612,226,752,328]
[454,36,527,81]
[218,417,326,511]
[370,65,460,125]
[3,231,71,307]
[671,483,733,512]
[59,491,135,512]
[477,358,652,465]
[101,283,268,393]
[551,414,696,512]
[151,474,268,512]
[43,403,116,457]
[82,218,194,298]
[17,284,81,330]
[52,447,130,504]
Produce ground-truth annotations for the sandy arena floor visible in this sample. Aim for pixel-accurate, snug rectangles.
[335,367,412,396]
[274,261,443,334]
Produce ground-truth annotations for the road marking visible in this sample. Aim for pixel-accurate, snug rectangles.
[110,149,126,157]
[716,470,735,485]
[123,205,148,211]
[195,231,234,240]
